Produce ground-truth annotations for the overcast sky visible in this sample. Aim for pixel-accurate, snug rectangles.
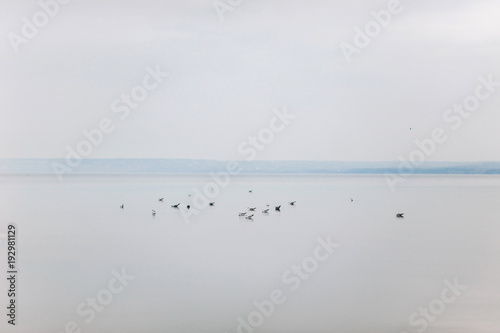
[1,0,500,161]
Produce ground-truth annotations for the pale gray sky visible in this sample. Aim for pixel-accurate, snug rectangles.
[1,0,500,161]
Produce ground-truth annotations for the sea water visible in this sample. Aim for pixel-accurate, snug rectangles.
[0,174,499,333]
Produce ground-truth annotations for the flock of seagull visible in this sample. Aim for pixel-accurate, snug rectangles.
[118,189,298,220]
[119,192,404,220]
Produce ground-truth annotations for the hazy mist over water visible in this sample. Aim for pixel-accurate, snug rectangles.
[1,174,499,332]
[2,0,500,331]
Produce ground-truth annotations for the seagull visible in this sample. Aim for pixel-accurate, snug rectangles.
[396,213,404,218]
[245,214,254,220]
[248,207,256,211]
[171,203,180,208]
[158,198,164,202]
[120,204,124,209]
[289,201,296,206]
[275,205,281,211]
[209,202,215,206]
[262,209,269,213]
[239,212,247,216]
[152,210,156,216]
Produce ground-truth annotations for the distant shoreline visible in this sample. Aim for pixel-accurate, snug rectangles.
[1,159,500,175]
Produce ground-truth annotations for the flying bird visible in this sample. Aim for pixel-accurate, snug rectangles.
[396,213,404,218]
[275,205,281,211]
[171,203,180,208]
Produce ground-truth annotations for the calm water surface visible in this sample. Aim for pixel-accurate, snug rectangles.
[0,174,499,332]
